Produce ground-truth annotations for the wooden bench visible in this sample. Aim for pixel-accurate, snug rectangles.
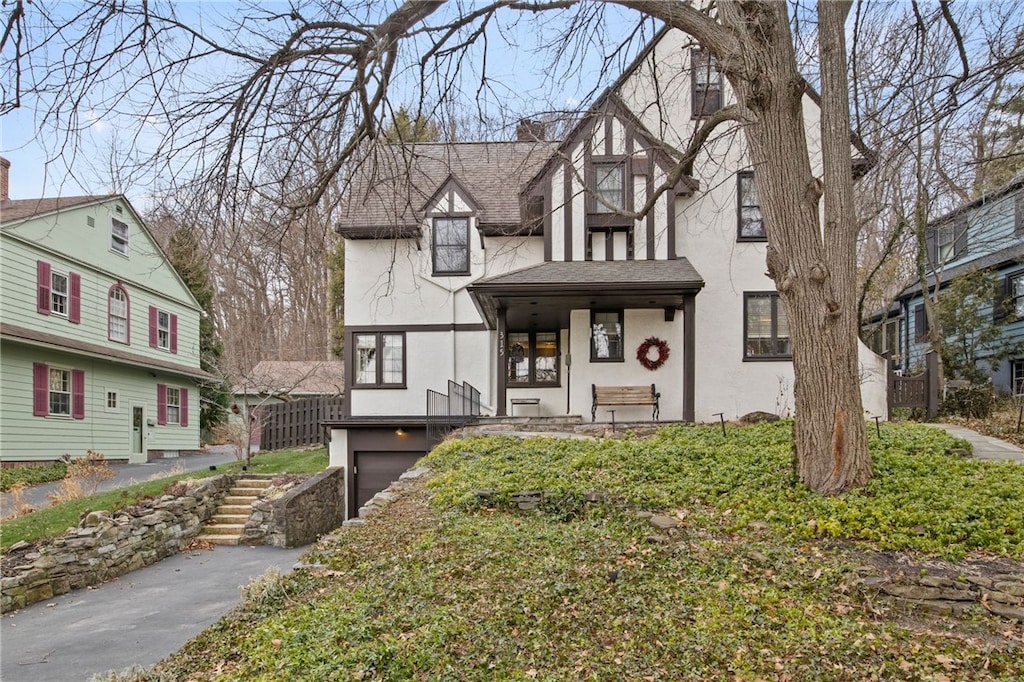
[592,384,660,422]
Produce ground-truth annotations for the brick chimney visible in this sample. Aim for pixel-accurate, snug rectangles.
[0,157,9,202]
[515,119,547,142]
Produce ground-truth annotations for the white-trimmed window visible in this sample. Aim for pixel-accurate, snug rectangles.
[106,391,118,409]
[33,363,85,419]
[1013,359,1024,396]
[111,218,129,255]
[744,292,791,360]
[51,271,69,316]
[1012,273,1024,319]
[166,387,181,424]
[49,368,72,416]
[109,285,129,343]
[148,306,177,353]
[354,332,405,386]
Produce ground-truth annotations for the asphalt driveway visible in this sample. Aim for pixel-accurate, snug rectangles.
[1,543,309,682]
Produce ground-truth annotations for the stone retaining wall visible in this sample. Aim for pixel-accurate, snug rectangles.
[242,468,346,547]
[1,475,234,613]
[852,567,1024,621]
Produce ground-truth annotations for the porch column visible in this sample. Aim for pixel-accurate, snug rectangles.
[497,306,507,416]
[683,295,696,423]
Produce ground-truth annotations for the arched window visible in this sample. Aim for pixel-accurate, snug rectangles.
[108,284,130,343]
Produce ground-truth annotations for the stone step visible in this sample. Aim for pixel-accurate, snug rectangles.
[235,478,273,488]
[209,513,250,524]
[193,534,241,546]
[218,504,255,515]
[229,487,267,496]
[223,495,258,506]
[202,523,246,535]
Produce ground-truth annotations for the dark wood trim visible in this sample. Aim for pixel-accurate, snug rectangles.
[431,217,471,277]
[506,329,561,388]
[343,327,354,417]
[351,331,408,387]
[344,323,487,333]
[683,295,696,423]
[646,164,656,260]
[666,185,677,260]
[336,224,421,240]
[563,161,572,262]
[589,308,625,362]
[742,291,793,361]
[604,113,613,156]
[497,307,507,416]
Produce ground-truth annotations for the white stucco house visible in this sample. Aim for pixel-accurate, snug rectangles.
[327,27,888,516]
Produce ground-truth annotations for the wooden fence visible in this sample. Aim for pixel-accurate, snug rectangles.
[887,351,938,419]
[259,397,345,451]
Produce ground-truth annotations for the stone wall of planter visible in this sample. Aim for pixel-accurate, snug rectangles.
[242,467,345,548]
[0,475,234,613]
[852,567,1024,622]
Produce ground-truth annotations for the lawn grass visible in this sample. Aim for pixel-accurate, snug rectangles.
[125,422,1022,682]
[0,447,327,550]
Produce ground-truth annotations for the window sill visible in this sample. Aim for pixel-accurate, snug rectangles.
[351,383,407,390]
[109,249,130,259]
[432,271,471,277]
[508,382,561,389]
[736,236,768,243]
[590,357,625,363]
[743,355,792,362]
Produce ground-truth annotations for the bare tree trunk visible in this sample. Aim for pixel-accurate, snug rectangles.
[722,0,870,493]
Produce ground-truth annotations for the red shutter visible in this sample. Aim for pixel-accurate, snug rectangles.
[157,383,167,425]
[72,369,85,419]
[169,314,178,354]
[33,363,49,416]
[69,272,82,324]
[37,261,51,315]
[180,388,189,427]
[149,306,158,347]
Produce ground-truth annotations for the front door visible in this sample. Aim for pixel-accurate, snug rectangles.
[130,405,146,463]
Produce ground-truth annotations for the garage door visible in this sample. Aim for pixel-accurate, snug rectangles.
[354,451,423,511]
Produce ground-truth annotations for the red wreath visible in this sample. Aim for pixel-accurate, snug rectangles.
[636,336,670,371]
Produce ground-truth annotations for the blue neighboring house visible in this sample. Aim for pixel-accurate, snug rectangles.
[869,172,1023,395]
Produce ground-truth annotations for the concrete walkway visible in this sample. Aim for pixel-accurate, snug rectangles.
[1,544,309,682]
[0,446,241,518]
[924,423,1024,463]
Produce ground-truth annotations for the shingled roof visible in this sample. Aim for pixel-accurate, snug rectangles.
[337,141,558,237]
[235,361,345,397]
[1,195,115,225]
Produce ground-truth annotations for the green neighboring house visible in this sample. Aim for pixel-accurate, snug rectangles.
[0,158,212,463]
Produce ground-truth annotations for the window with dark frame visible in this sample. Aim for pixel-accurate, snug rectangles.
[1015,193,1023,235]
[737,171,765,240]
[354,332,405,386]
[1011,273,1024,319]
[433,217,470,275]
[591,310,624,361]
[914,303,930,342]
[507,331,559,386]
[592,161,626,213]
[691,48,722,118]
[1013,358,1024,396]
[744,293,791,360]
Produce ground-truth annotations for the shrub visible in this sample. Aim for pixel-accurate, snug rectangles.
[940,384,995,419]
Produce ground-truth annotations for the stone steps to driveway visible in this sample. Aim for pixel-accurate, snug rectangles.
[194,478,273,546]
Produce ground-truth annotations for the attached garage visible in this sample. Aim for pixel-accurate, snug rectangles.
[327,421,429,518]
[354,450,423,512]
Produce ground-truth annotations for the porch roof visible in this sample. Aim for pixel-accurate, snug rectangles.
[468,259,705,329]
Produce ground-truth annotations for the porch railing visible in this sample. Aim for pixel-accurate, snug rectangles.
[426,380,483,448]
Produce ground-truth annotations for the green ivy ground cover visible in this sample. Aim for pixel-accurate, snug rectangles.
[124,422,1023,682]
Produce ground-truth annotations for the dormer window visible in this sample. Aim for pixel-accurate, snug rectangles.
[593,161,625,213]
[432,217,470,275]
[692,48,722,118]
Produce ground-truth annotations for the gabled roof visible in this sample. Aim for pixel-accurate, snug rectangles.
[928,171,1024,228]
[235,360,345,397]
[0,195,116,226]
[336,141,557,237]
